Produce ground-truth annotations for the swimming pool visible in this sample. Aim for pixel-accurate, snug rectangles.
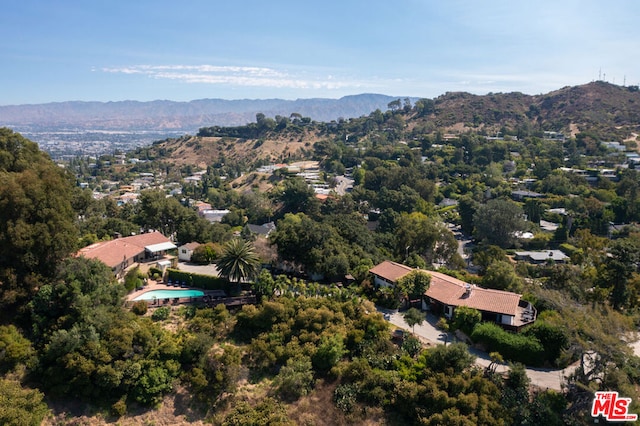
[132,289,204,301]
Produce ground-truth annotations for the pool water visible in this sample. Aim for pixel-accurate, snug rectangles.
[133,289,204,301]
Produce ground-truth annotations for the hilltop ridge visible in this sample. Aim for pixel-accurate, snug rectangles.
[135,81,640,171]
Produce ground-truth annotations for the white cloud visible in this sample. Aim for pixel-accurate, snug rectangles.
[102,64,361,90]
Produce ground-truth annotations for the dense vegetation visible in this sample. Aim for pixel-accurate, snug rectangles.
[2,82,640,424]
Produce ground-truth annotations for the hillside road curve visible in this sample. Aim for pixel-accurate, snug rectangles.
[380,309,576,391]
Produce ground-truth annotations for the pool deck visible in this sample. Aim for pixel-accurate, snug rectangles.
[126,280,233,308]
[126,278,260,311]
[127,279,176,301]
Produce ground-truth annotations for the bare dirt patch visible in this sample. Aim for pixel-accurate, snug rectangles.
[44,387,208,426]
[569,123,580,138]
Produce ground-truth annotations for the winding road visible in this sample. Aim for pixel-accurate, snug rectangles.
[382,309,576,391]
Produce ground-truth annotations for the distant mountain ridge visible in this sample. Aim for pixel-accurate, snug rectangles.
[3,81,639,139]
[0,94,411,132]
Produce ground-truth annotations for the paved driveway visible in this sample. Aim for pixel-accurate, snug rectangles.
[380,308,575,391]
[176,261,220,276]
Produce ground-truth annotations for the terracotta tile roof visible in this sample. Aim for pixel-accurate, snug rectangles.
[426,270,520,316]
[369,260,413,282]
[369,260,521,316]
[76,231,171,269]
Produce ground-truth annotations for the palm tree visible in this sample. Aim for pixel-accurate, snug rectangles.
[217,239,260,285]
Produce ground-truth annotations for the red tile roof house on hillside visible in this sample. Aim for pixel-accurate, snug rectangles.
[76,231,177,278]
[369,260,536,331]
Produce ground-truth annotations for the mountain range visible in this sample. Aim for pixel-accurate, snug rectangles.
[0,94,411,132]
[2,81,639,145]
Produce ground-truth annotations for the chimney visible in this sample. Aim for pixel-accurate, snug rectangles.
[464,283,472,297]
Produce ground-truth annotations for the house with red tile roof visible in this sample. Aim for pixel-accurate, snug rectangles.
[369,260,413,287]
[76,231,177,277]
[369,260,536,330]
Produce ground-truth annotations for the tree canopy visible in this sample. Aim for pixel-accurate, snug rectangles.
[473,198,527,248]
[0,129,78,311]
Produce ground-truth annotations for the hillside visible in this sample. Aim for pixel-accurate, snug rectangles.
[138,82,640,171]
[429,81,640,136]
[154,132,321,169]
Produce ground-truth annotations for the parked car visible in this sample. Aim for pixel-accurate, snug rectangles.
[392,329,405,343]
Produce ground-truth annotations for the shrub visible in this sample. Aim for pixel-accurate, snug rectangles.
[401,335,422,358]
[436,317,449,331]
[131,301,148,316]
[423,342,476,374]
[312,334,346,372]
[191,243,219,264]
[166,268,228,291]
[147,267,162,278]
[524,233,552,250]
[124,266,144,291]
[559,243,579,257]
[522,321,569,366]
[273,355,314,400]
[334,383,359,413]
[374,286,401,310]
[151,307,170,321]
[471,322,545,366]
[0,325,36,373]
[111,397,127,417]
[452,306,481,335]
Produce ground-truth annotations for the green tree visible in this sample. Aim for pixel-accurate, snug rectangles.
[523,198,543,223]
[352,167,365,186]
[131,301,148,316]
[457,195,477,235]
[396,270,431,300]
[0,379,49,426]
[312,334,346,372]
[217,239,260,284]
[525,389,567,426]
[151,306,170,321]
[253,269,275,301]
[482,261,522,292]
[473,245,508,274]
[136,190,182,235]
[423,342,476,374]
[394,213,457,265]
[273,355,314,400]
[403,307,424,334]
[598,238,640,310]
[190,243,218,264]
[222,397,293,426]
[270,213,364,279]
[452,306,482,335]
[0,325,36,373]
[502,363,531,424]
[0,129,78,309]
[124,266,144,291]
[473,198,527,248]
[278,177,319,215]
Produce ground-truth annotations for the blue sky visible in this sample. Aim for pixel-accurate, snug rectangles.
[1,0,639,104]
